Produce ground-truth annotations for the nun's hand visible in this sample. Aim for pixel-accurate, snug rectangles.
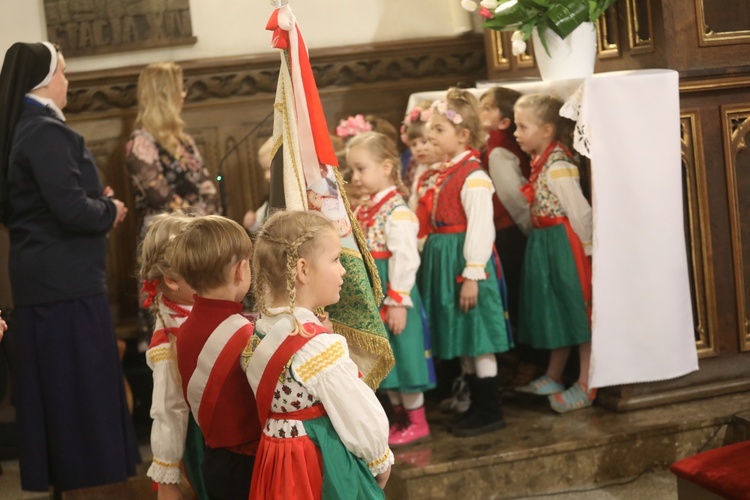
[112,198,128,228]
[103,185,114,198]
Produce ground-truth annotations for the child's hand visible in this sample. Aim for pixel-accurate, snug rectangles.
[102,185,114,198]
[0,310,6,341]
[157,482,184,500]
[376,465,391,489]
[459,279,479,312]
[386,306,407,335]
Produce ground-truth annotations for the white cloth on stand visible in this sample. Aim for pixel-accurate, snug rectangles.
[583,70,698,388]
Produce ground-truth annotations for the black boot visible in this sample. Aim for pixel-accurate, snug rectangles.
[452,375,506,437]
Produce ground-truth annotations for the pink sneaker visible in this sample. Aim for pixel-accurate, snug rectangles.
[389,406,431,447]
[389,405,408,441]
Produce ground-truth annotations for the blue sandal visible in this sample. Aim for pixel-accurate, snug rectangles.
[548,383,596,413]
[515,375,564,396]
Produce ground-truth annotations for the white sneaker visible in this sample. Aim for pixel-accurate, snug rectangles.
[439,376,471,414]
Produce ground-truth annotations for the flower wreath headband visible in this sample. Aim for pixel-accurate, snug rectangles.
[335,114,372,138]
[430,99,464,125]
[400,105,433,139]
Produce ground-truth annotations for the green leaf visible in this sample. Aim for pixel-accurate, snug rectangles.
[521,0,551,8]
[535,24,552,57]
[545,0,589,39]
[491,0,543,28]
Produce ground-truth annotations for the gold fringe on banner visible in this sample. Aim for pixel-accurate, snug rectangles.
[331,319,394,390]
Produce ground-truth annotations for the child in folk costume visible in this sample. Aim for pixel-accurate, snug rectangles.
[417,88,510,437]
[170,215,260,499]
[512,94,595,413]
[244,210,393,499]
[139,212,208,500]
[400,101,444,211]
[348,132,436,447]
[479,87,532,327]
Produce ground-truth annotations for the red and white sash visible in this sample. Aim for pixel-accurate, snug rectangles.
[186,314,254,430]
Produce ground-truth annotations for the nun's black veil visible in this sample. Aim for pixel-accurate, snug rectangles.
[0,42,53,222]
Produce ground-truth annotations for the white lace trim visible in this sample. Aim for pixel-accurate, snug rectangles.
[560,82,592,159]
[147,461,182,484]
[369,449,395,476]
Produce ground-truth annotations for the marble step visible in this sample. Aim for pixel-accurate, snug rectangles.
[384,391,750,499]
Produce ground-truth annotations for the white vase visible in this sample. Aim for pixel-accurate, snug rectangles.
[531,21,597,82]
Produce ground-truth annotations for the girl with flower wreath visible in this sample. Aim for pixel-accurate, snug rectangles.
[400,100,445,211]
[125,62,222,351]
[348,131,436,447]
[139,212,209,500]
[416,87,511,437]
[511,94,594,413]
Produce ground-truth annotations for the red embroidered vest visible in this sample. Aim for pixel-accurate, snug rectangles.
[434,157,482,228]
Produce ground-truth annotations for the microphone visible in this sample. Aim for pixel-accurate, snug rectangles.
[216,110,274,214]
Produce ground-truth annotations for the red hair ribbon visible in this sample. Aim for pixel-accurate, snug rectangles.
[141,279,159,308]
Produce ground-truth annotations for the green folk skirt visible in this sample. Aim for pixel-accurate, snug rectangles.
[375,259,436,393]
[517,224,591,349]
[418,232,509,359]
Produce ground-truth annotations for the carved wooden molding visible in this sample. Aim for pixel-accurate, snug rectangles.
[65,35,486,116]
[487,31,510,71]
[695,0,750,47]
[625,0,654,53]
[722,105,750,352]
[681,112,718,358]
[596,6,620,59]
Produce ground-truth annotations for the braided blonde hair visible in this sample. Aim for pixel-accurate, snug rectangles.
[442,87,486,150]
[139,212,194,283]
[138,211,194,319]
[253,210,337,336]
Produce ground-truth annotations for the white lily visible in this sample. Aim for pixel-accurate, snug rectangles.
[511,30,524,42]
[512,39,527,56]
[461,0,479,12]
[480,0,499,9]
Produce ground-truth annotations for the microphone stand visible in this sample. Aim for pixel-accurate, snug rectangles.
[216,110,274,215]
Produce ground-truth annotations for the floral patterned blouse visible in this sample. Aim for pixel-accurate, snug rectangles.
[125,128,221,223]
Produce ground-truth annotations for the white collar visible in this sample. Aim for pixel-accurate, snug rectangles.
[370,185,398,203]
[256,306,321,335]
[25,93,66,122]
[449,150,471,164]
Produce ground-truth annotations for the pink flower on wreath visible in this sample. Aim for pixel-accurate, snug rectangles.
[335,114,372,138]
[430,100,463,125]
[402,106,433,133]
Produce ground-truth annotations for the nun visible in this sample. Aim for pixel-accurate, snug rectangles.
[0,42,139,494]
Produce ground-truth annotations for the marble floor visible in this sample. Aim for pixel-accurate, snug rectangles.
[0,390,747,499]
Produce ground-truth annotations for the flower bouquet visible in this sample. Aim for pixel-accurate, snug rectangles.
[461,0,617,56]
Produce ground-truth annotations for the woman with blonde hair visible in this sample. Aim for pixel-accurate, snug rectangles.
[126,62,221,350]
